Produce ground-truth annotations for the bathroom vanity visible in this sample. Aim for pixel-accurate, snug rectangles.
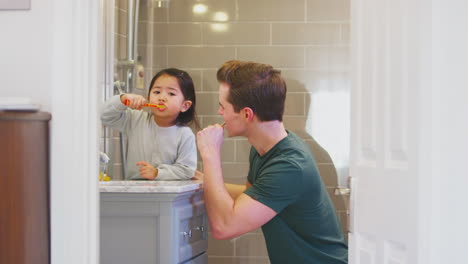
[99,180,207,264]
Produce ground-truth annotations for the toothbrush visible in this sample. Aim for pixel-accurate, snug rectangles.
[123,99,164,109]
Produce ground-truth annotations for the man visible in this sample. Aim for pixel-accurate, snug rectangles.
[196,60,348,263]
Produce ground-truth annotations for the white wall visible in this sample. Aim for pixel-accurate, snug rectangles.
[1,1,101,264]
[431,0,468,262]
[0,0,53,109]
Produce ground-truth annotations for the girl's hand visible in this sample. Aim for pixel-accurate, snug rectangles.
[193,170,204,181]
[120,94,147,110]
[196,123,224,161]
[136,161,158,180]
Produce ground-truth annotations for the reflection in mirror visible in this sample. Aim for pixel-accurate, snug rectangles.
[99,0,351,255]
[102,0,143,180]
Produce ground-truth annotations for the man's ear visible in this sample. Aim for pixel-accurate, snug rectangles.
[243,107,254,121]
[181,100,193,112]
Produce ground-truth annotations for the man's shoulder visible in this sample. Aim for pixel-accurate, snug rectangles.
[276,132,310,156]
[284,130,305,144]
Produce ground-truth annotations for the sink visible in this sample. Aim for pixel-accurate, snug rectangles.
[99,180,203,193]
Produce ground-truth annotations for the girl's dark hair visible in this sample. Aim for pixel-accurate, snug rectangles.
[148,68,200,129]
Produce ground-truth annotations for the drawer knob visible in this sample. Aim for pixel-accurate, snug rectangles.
[181,230,192,239]
[181,226,205,240]
[194,226,205,232]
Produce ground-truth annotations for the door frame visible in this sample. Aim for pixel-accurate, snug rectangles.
[49,0,102,263]
[49,0,468,263]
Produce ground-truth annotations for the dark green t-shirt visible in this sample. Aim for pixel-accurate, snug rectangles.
[244,131,348,264]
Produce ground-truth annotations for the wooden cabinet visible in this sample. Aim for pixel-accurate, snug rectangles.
[100,190,208,264]
[0,111,51,264]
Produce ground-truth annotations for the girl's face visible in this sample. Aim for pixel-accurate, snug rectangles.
[148,74,192,127]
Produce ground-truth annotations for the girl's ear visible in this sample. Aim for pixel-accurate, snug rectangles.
[180,100,193,112]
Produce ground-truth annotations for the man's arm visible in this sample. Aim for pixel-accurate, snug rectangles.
[195,173,250,200]
[197,125,276,240]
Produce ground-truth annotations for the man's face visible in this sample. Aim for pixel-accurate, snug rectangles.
[218,82,246,137]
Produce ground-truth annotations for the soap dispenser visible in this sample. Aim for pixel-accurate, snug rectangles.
[135,55,145,90]
[99,152,111,181]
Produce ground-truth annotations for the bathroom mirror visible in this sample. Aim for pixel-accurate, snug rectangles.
[99,0,351,260]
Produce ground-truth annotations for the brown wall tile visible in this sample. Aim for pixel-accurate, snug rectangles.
[307,0,350,21]
[235,233,269,257]
[235,140,251,163]
[237,47,305,68]
[196,92,219,115]
[150,4,168,22]
[151,47,167,68]
[318,164,339,187]
[207,235,235,256]
[201,69,219,91]
[272,23,342,45]
[306,46,350,71]
[167,23,203,45]
[168,0,236,22]
[284,93,306,116]
[203,23,270,45]
[168,47,235,68]
[222,163,250,182]
[238,0,306,21]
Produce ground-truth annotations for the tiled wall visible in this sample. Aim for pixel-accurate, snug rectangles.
[110,0,350,263]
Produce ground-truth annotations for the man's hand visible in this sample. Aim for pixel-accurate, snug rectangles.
[136,161,158,180]
[196,123,225,160]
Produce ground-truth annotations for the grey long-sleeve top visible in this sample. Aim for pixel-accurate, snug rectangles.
[101,95,197,180]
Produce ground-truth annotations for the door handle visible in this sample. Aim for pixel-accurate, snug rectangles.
[334,187,350,196]
[333,177,353,234]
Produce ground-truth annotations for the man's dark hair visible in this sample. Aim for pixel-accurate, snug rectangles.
[216,60,287,122]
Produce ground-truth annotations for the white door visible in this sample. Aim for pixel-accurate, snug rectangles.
[349,0,427,262]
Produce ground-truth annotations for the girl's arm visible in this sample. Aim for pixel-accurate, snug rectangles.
[100,95,129,132]
[100,94,146,132]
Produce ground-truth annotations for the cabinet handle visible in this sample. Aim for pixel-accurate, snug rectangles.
[193,226,205,233]
[182,226,205,240]
[192,226,205,237]
[181,230,192,239]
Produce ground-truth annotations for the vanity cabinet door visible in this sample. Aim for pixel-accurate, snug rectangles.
[100,191,207,264]
[176,198,208,263]
[100,198,161,264]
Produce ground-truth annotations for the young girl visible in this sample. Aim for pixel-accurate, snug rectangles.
[101,68,200,180]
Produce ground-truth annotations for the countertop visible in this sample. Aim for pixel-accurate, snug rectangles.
[99,180,203,193]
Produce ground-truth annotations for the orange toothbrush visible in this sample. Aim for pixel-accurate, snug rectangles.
[123,99,164,109]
